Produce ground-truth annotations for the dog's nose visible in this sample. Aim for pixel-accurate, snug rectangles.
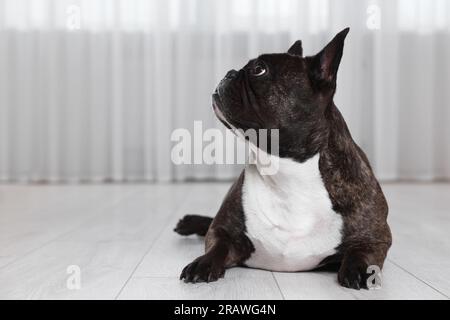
[225,69,239,80]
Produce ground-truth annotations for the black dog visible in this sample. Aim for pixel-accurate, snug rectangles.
[174,28,392,290]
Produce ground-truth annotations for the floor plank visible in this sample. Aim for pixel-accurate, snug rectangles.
[0,185,136,268]
[0,185,190,299]
[119,269,283,300]
[383,184,450,298]
[0,183,448,299]
[275,260,446,300]
[274,270,356,300]
[350,261,446,300]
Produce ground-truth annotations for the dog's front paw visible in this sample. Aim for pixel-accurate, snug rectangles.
[180,255,225,283]
[338,258,369,290]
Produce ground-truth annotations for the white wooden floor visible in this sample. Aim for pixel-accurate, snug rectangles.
[0,182,449,300]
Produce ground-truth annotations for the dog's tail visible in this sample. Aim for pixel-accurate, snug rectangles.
[174,214,213,237]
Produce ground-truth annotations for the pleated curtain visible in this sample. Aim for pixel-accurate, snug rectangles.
[0,0,449,182]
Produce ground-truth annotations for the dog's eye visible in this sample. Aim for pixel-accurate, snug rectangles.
[251,61,267,77]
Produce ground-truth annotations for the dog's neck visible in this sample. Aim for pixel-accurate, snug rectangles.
[248,145,321,187]
[246,101,354,183]
[278,102,355,163]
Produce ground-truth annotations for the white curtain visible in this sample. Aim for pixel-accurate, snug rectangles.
[0,0,449,182]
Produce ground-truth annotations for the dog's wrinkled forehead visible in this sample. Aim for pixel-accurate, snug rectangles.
[245,53,304,74]
[233,53,308,99]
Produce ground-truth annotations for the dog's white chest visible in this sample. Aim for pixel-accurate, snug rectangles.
[242,154,343,272]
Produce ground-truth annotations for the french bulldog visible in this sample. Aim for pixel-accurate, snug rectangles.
[174,28,392,290]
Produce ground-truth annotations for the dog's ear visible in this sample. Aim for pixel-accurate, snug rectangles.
[308,28,349,85]
[287,40,303,57]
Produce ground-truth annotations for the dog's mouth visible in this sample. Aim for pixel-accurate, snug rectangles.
[212,93,233,130]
